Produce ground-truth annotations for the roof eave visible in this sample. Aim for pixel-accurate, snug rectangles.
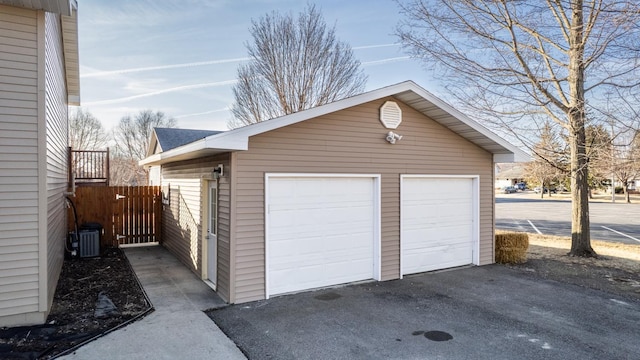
[0,0,75,15]
[139,81,529,166]
[139,137,248,166]
[61,7,80,105]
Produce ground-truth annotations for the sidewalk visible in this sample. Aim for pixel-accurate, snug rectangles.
[60,246,246,360]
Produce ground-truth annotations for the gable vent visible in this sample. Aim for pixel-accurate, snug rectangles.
[380,101,402,129]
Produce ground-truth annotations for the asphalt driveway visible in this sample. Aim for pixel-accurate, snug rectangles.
[208,266,640,360]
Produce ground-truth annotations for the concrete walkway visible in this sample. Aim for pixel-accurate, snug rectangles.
[60,246,246,360]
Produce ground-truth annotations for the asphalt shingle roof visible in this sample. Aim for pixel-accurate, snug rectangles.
[154,128,223,152]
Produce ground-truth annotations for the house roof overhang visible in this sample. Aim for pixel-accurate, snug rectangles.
[61,5,80,105]
[140,81,530,166]
[0,1,81,105]
[0,0,75,15]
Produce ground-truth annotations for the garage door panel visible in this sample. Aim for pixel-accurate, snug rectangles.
[402,177,475,275]
[269,258,372,295]
[403,243,472,274]
[268,176,376,296]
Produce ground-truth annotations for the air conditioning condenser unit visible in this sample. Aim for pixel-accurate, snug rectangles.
[78,230,100,258]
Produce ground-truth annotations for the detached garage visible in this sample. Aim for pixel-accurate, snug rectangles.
[140,81,527,304]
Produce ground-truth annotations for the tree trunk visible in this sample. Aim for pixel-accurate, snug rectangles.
[568,1,596,257]
[624,184,630,203]
[568,127,595,257]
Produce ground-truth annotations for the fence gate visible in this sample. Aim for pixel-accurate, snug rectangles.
[69,186,162,247]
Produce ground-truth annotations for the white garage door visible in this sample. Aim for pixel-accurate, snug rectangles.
[401,177,476,275]
[266,176,377,297]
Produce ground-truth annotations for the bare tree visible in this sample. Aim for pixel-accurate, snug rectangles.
[396,1,640,257]
[525,123,567,198]
[109,155,146,187]
[610,131,640,203]
[69,107,108,150]
[584,124,612,197]
[230,4,367,128]
[112,110,176,185]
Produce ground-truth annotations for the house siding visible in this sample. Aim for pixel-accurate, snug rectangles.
[160,154,232,302]
[44,10,67,312]
[232,98,493,303]
[0,4,41,325]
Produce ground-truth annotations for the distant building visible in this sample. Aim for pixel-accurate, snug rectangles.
[495,163,525,188]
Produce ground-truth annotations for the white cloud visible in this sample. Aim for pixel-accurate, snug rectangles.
[362,56,411,66]
[175,107,231,119]
[80,44,400,79]
[353,43,400,50]
[82,58,250,78]
[83,79,238,106]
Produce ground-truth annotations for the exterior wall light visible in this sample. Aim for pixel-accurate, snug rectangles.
[212,164,224,179]
[386,131,403,144]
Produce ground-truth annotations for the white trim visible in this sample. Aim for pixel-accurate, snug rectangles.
[399,175,480,279]
[204,180,218,289]
[494,153,516,162]
[264,173,270,298]
[203,279,217,291]
[36,10,47,312]
[140,81,529,166]
[119,242,160,248]
[264,173,382,299]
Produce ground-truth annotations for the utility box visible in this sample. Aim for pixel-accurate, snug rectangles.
[78,222,103,258]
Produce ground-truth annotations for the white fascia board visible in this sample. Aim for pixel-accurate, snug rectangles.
[145,133,157,158]
[141,80,530,165]
[493,153,515,163]
[230,81,527,160]
[223,82,415,140]
[139,135,248,166]
[139,139,206,166]
[405,83,528,160]
[204,133,249,151]
[139,153,162,166]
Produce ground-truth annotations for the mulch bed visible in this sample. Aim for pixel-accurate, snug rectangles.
[0,248,152,359]
[506,245,640,303]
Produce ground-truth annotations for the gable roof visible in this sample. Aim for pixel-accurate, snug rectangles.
[140,81,530,166]
[147,128,224,157]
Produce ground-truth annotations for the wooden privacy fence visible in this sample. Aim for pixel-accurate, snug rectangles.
[68,186,162,247]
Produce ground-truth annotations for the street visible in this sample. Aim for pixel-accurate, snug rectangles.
[496,192,640,245]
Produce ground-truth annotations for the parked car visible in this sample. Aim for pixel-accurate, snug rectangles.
[533,187,557,194]
[502,186,517,194]
[515,182,526,191]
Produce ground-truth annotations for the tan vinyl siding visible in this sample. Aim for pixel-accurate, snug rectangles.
[44,10,67,311]
[0,4,41,325]
[232,98,493,303]
[160,154,232,302]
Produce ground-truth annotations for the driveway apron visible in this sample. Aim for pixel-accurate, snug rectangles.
[209,265,640,360]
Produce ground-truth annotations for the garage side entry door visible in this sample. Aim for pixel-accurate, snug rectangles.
[266,175,379,298]
[401,176,478,276]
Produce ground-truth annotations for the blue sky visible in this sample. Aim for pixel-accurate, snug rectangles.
[78,0,439,131]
